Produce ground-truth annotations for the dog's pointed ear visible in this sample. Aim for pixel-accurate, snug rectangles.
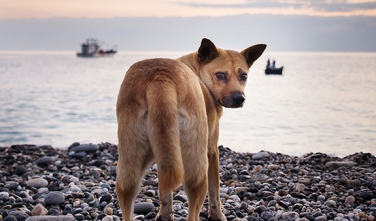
[241,44,267,68]
[198,38,219,64]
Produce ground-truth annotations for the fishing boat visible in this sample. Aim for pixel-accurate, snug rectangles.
[76,38,117,58]
[265,66,283,75]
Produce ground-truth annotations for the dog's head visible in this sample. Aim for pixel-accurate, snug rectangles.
[197,38,266,108]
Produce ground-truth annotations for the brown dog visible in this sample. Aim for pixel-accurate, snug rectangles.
[116,38,266,221]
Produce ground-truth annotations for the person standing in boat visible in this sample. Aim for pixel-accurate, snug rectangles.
[266,59,270,68]
[272,59,276,68]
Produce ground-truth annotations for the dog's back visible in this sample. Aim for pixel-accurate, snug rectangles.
[116,58,209,221]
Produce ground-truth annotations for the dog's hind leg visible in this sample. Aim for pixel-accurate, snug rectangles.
[207,142,226,221]
[116,167,140,221]
[184,163,208,221]
[116,120,154,221]
[181,119,209,221]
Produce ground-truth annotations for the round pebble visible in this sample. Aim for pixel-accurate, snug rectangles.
[252,151,270,160]
[25,216,75,221]
[345,195,355,204]
[15,165,27,175]
[134,202,155,215]
[0,191,10,201]
[31,203,49,216]
[35,157,56,166]
[8,211,29,221]
[26,178,49,188]
[44,191,65,205]
[69,143,99,152]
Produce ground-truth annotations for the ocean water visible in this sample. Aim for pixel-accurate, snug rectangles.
[1,51,376,157]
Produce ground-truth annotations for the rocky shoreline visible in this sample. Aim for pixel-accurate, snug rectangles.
[0,143,376,221]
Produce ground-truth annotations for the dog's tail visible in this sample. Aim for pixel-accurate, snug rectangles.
[145,74,184,193]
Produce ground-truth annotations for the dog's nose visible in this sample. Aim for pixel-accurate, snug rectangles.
[232,92,245,107]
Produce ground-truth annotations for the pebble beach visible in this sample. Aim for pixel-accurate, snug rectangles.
[0,143,376,221]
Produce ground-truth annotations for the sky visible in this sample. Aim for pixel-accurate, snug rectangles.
[1,0,376,51]
[1,0,376,19]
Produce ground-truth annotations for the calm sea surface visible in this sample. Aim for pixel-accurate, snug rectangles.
[1,51,376,157]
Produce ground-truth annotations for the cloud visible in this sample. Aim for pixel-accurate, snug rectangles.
[310,1,376,12]
[176,0,376,13]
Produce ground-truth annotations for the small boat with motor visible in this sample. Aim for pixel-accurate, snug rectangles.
[265,66,283,75]
[265,59,283,75]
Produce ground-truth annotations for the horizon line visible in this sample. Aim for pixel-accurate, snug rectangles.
[1,12,376,21]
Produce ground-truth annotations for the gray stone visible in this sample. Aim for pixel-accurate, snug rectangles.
[324,200,337,207]
[229,194,241,202]
[35,157,56,166]
[0,191,10,201]
[102,215,115,221]
[5,181,19,190]
[369,203,376,211]
[255,205,267,214]
[252,151,270,160]
[134,202,155,215]
[69,151,87,158]
[325,161,355,168]
[281,212,300,220]
[173,194,188,203]
[3,215,18,221]
[74,214,85,220]
[25,216,75,221]
[44,191,65,205]
[69,143,99,152]
[260,211,273,220]
[15,165,27,175]
[26,178,49,188]
[314,215,328,221]
[8,211,29,221]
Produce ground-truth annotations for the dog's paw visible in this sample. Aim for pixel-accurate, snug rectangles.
[208,209,226,221]
[208,217,226,221]
[208,212,226,221]
[156,213,174,221]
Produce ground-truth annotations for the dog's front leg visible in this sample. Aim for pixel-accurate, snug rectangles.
[207,142,226,221]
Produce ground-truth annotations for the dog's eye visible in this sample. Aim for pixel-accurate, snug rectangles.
[215,72,227,81]
[239,73,248,81]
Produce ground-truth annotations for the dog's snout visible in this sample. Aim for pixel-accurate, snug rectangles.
[221,92,245,108]
[232,92,245,107]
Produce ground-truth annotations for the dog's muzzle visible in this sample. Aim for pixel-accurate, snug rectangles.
[222,92,245,108]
